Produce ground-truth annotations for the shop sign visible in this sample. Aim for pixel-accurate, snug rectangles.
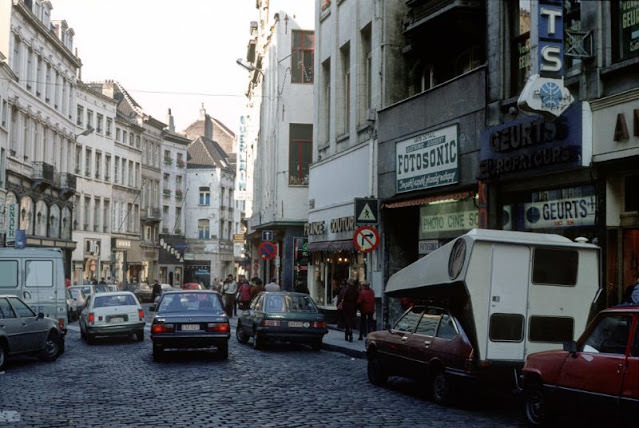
[518,0,573,117]
[330,216,355,233]
[480,102,582,180]
[419,198,478,239]
[396,124,459,193]
[619,1,639,60]
[418,240,439,255]
[304,221,326,236]
[6,203,17,242]
[114,239,131,249]
[524,195,596,229]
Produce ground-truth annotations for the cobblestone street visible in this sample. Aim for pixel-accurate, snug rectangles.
[0,314,527,428]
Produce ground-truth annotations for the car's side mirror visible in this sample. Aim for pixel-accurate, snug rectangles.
[37,312,44,319]
[563,340,577,354]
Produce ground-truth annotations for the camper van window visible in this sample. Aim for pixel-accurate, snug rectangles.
[532,248,578,286]
[0,261,18,287]
[489,313,524,342]
[394,308,423,333]
[25,260,53,287]
[529,316,574,343]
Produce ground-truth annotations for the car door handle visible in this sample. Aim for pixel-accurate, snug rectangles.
[424,340,431,347]
[617,363,624,375]
[401,336,408,342]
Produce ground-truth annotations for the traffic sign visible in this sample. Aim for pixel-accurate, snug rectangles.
[353,225,380,253]
[257,241,277,260]
[355,198,378,225]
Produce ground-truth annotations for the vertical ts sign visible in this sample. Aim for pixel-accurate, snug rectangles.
[538,0,563,78]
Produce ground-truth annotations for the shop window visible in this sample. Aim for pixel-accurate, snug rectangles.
[489,313,524,342]
[625,175,639,211]
[532,248,578,286]
[529,316,574,342]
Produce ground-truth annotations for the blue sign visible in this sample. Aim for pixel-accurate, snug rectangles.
[479,102,583,180]
[538,2,564,77]
[15,230,25,249]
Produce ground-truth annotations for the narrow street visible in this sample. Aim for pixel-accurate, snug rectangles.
[0,311,526,427]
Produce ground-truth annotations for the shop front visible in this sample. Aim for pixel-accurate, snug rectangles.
[111,237,142,288]
[591,89,639,305]
[306,214,366,308]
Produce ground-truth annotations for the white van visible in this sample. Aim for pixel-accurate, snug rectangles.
[385,228,602,367]
[0,247,68,333]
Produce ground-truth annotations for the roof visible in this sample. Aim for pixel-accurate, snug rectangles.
[187,137,234,170]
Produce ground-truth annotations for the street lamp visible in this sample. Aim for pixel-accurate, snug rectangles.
[236,58,263,76]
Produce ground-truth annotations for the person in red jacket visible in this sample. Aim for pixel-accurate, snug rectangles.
[357,280,375,340]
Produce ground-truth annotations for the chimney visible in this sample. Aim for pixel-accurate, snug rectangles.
[167,108,175,132]
[201,103,213,140]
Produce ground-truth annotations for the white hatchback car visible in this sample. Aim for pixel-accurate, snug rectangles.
[79,291,145,345]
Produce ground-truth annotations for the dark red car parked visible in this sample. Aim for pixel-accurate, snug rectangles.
[521,305,639,426]
[366,304,476,405]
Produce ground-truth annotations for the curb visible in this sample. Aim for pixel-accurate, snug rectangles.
[322,342,366,359]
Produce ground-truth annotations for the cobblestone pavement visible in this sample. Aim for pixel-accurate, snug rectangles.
[0,314,528,427]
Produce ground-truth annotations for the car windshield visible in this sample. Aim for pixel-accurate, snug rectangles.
[69,289,83,299]
[158,293,223,313]
[94,294,137,308]
[265,294,318,313]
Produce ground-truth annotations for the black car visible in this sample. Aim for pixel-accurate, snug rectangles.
[236,291,327,350]
[149,290,230,360]
[0,295,65,370]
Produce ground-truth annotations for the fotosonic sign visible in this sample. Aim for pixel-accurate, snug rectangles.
[396,124,459,193]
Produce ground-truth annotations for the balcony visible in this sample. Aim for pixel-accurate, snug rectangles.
[142,207,161,223]
[31,161,55,192]
[58,172,77,200]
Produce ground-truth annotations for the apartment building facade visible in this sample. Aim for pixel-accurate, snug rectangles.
[242,0,315,290]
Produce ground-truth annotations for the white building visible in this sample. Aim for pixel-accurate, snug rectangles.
[0,0,81,276]
[159,108,189,286]
[184,120,236,285]
[307,0,405,305]
[242,0,315,290]
[71,81,116,284]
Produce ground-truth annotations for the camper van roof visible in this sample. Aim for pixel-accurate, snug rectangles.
[385,228,598,297]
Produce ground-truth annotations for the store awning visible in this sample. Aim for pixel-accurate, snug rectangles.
[307,239,354,252]
[382,191,475,209]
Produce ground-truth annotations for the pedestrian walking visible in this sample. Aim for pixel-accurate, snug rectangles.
[250,277,263,300]
[222,274,238,317]
[151,280,161,301]
[335,279,347,329]
[264,277,280,291]
[340,279,359,342]
[237,277,252,310]
[357,280,375,340]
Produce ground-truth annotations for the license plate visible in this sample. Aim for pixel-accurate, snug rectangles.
[288,321,305,328]
[181,324,200,331]
[110,317,124,323]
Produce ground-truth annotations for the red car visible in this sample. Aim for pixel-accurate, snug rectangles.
[521,305,639,426]
[182,282,203,290]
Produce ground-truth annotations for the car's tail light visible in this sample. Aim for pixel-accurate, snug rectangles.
[311,321,326,329]
[262,320,281,327]
[138,309,145,321]
[151,323,175,334]
[206,323,230,333]
[88,313,95,325]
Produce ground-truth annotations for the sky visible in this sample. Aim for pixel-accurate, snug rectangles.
[50,0,258,134]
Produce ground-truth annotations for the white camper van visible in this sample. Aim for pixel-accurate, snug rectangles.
[385,228,601,372]
[0,247,68,333]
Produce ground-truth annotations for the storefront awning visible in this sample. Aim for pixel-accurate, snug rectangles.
[382,191,475,209]
[307,239,354,253]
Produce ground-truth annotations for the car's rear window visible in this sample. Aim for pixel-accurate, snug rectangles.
[94,294,137,308]
[159,293,223,313]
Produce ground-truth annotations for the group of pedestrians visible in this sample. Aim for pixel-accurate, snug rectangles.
[336,278,376,342]
[219,274,270,317]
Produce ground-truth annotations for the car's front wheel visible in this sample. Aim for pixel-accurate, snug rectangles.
[525,382,550,426]
[236,324,249,344]
[367,353,388,386]
[39,332,63,362]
